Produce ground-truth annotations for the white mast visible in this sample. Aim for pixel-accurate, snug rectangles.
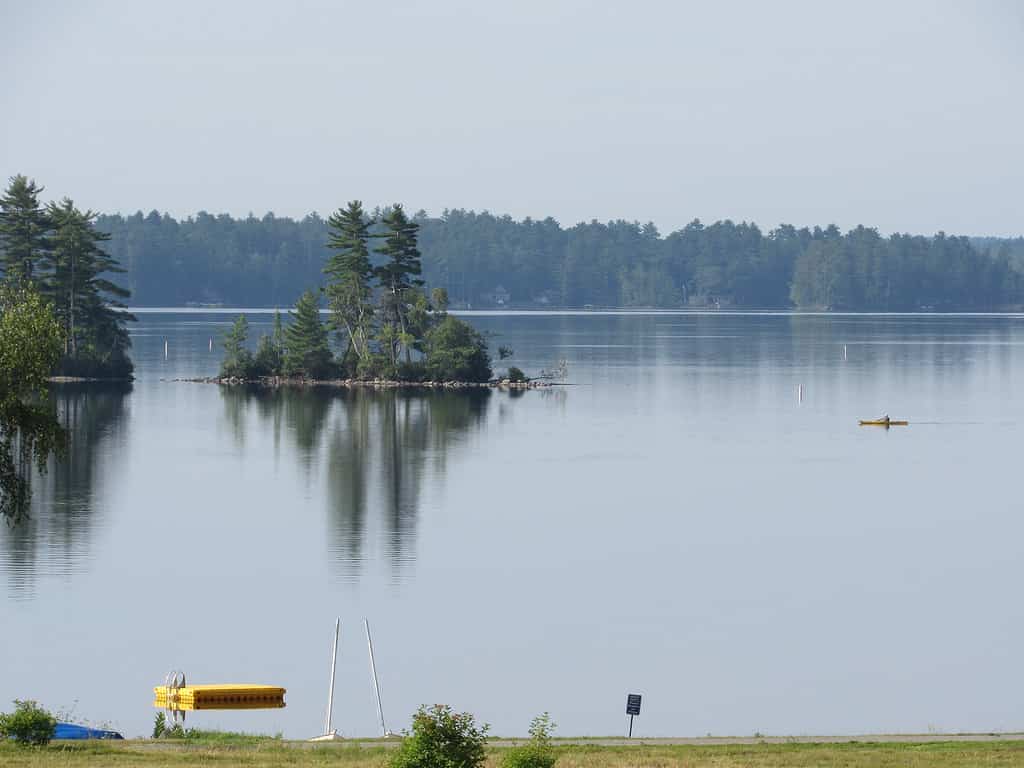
[326,618,340,734]
[364,619,389,737]
[310,619,343,741]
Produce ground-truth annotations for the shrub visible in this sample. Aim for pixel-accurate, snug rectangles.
[220,349,255,379]
[153,719,186,739]
[501,713,556,768]
[356,353,390,380]
[397,360,427,382]
[0,700,57,746]
[424,316,492,382]
[506,366,527,383]
[251,334,283,377]
[54,350,134,380]
[389,704,488,768]
[284,348,336,380]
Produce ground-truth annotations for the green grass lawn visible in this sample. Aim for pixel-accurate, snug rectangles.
[2,740,1024,767]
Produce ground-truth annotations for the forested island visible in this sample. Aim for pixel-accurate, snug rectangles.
[217,201,506,385]
[97,209,1024,311]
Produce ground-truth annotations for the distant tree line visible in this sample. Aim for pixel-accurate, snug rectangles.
[96,208,1023,311]
[221,202,493,383]
[972,236,1024,275]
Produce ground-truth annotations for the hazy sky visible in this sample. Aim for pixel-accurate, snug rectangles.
[1,0,1021,236]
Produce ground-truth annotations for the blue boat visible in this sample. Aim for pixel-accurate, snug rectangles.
[54,722,123,740]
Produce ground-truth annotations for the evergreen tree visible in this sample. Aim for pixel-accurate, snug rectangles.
[284,290,333,378]
[0,175,51,286]
[221,314,253,378]
[324,201,375,368]
[272,309,285,351]
[46,198,135,374]
[252,333,282,376]
[375,204,423,365]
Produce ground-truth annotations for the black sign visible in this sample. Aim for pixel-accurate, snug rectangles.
[626,694,642,716]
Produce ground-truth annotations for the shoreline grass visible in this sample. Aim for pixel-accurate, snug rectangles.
[3,739,1024,767]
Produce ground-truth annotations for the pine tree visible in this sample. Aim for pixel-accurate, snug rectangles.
[284,290,333,378]
[375,204,423,365]
[252,333,282,376]
[0,175,52,286]
[272,309,285,352]
[324,201,375,368]
[46,198,134,376]
[251,309,286,376]
[221,314,253,378]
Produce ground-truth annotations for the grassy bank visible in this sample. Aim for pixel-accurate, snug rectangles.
[3,739,1024,767]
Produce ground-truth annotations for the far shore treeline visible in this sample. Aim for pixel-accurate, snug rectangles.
[96,209,1024,311]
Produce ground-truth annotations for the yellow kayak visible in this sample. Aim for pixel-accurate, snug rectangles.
[859,419,908,426]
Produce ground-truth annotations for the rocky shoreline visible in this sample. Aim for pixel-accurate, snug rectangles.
[168,375,558,390]
[49,376,135,383]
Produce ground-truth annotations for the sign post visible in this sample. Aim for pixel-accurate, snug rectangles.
[625,693,642,738]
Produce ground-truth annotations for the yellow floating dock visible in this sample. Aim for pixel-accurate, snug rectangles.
[154,684,286,711]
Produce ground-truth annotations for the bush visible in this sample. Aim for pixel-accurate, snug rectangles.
[356,353,389,380]
[151,715,190,740]
[424,316,493,382]
[0,700,57,746]
[397,360,427,382]
[220,348,255,379]
[251,334,283,377]
[390,704,488,768]
[54,351,134,380]
[501,713,556,768]
[284,348,337,380]
[506,366,527,383]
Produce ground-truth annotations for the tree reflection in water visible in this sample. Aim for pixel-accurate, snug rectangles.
[3,383,132,598]
[220,386,491,581]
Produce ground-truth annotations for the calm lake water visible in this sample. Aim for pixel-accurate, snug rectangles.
[3,310,1024,739]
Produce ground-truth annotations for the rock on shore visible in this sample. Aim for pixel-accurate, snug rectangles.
[169,376,555,390]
